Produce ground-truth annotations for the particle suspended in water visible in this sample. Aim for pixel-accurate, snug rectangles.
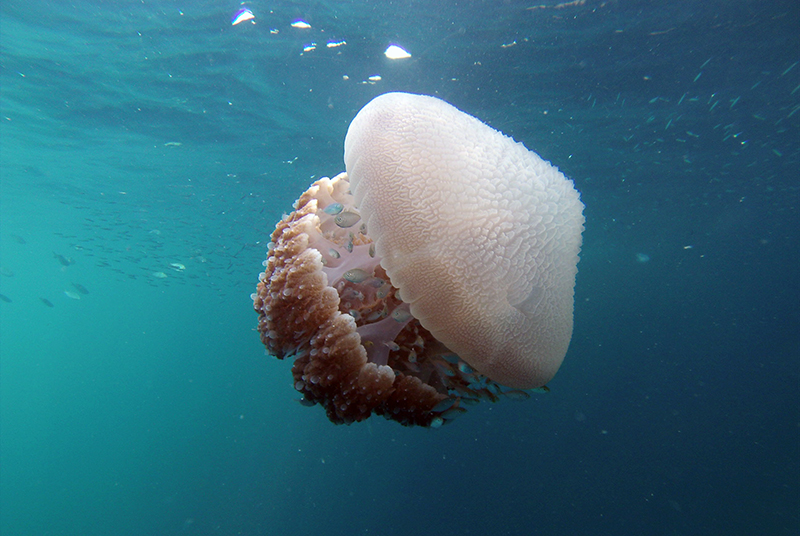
[231,8,255,26]
[636,252,651,263]
[384,45,411,59]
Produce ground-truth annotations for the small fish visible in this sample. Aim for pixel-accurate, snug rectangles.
[153,272,168,279]
[502,390,532,401]
[343,268,370,283]
[53,252,74,266]
[0,294,11,303]
[440,407,468,420]
[40,297,54,307]
[391,306,413,323]
[11,234,26,244]
[458,361,474,374]
[64,290,81,300]
[432,398,457,413]
[334,210,361,228]
[476,388,500,403]
[169,263,185,271]
[72,283,89,295]
[323,203,344,215]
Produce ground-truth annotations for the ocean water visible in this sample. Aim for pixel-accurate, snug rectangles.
[1,0,798,534]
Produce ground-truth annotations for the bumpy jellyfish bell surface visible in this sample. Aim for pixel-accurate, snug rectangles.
[254,92,584,427]
[344,93,585,389]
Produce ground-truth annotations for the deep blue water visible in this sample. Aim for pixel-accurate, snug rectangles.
[1,0,798,534]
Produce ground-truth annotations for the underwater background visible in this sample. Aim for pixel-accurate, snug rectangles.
[1,0,798,534]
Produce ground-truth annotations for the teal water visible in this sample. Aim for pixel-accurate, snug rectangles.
[1,1,798,535]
